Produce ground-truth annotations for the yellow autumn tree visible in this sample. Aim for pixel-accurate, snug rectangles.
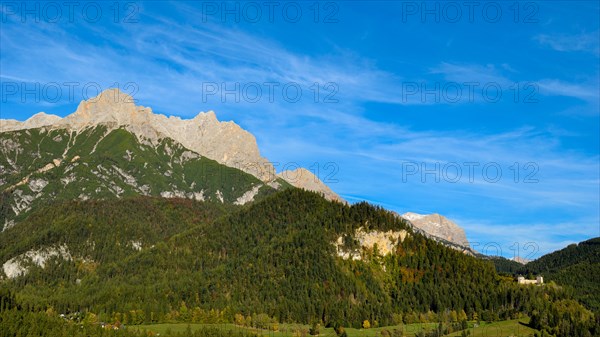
[234,313,245,326]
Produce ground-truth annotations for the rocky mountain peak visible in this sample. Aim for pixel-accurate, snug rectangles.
[82,87,135,107]
[401,212,470,248]
[0,88,348,195]
[192,110,218,123]
[1,89,280,182]
[61,89,149,130]
[402,212,426,222]
[26,112,62,125]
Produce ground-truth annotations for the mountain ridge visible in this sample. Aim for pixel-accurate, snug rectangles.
[277,167,344,203]
[0,89,342,201]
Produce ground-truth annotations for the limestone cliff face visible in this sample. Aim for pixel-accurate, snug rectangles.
[401,212,470,248]
[277,168,343,202]
[1,89,275,182]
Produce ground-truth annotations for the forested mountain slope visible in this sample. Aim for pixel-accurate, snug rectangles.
[0,125,281,230]
[0,197,236,278]
[519,237,600,312]
[1,188,596,336]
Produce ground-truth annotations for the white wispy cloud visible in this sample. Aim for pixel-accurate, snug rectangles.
[429,62,599,108]
[1,4,598,254]
[430,62,512,85]
[535,32,600,55]
[537,79,599,102]
[0,15,413,113]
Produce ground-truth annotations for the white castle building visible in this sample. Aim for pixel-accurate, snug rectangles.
[517,275,544,285]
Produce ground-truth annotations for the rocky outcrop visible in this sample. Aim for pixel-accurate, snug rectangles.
[1,89,275,182]
[234,185,262,205]
[2,244,72,279]
[401,212,470,248]
[277,168,343,202]
[335,228,409,260]
[511,256,531,264]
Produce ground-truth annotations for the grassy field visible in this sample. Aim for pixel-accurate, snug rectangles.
[446,318,538,337]
[132,322,436,336]
[132,319,538,336]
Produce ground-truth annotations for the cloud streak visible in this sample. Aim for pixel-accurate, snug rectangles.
[535,32,600,55]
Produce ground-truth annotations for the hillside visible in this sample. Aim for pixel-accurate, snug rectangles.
[523,238,600,273]
[0,197,236,278]
[490,256,525,274]
[0,125,285,231]
[519,237,600,312]
[2,188,595,335]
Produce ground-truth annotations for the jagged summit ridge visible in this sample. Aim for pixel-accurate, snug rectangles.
[0,88,346,198]
[1,89,275,182]
[0,112,62,131]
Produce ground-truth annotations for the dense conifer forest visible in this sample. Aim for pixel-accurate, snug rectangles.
[1,189,598,336]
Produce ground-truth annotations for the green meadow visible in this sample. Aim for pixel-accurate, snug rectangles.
[132,319,538,337]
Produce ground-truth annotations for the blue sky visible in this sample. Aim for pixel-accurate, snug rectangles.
[1,1,599,258]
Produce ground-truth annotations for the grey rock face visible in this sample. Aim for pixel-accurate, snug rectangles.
[401,212,470,248]
[277,168,343,202]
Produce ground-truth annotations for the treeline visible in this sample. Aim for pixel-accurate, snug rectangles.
[0,311,256,337]
[486,236,600,318]
[523,238,600,274]
[529,299,600,337]
[1,287,256,337]
[490,256,525,274]
[518,238,600,313]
